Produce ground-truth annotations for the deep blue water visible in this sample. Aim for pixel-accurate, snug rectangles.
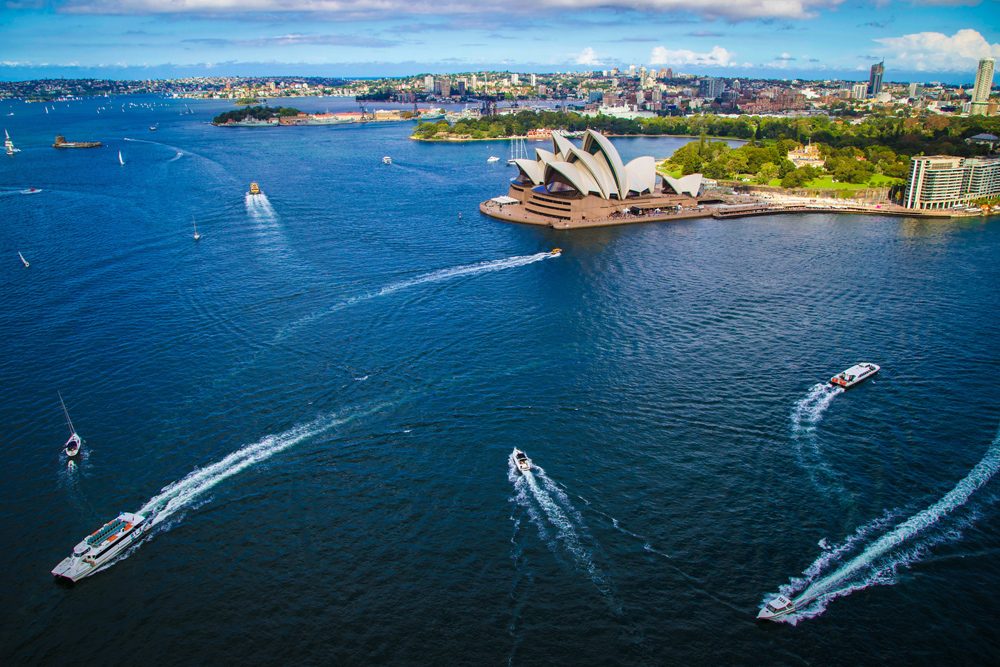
[2,95,999,665]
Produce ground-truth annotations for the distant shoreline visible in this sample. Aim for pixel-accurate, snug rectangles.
[410,132,744,143]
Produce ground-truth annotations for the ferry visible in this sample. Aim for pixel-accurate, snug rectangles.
[550,248,562,256]
[52,512,151,583]
[52,135,102,149]
[757,595,796,621]
[510,448,533,473]
[830,362,880,389]
[248,181,261,196]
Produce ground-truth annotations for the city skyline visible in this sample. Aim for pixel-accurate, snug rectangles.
[1,2,999,83]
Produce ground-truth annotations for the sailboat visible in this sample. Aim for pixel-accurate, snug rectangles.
[58,391,82,458]
[118,150,125,166]
[18,251,29,268]
[507,137,528,164]
[5,129,20,155]
[192,218,201,241]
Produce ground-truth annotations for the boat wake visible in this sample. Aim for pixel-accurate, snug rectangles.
[245,192,277,222]
[277,252,558,341]
[96,404,382,574]
[167,151,183,163]
[791,383,846,498]
[763,425,1000,624]
[508,461,618,611]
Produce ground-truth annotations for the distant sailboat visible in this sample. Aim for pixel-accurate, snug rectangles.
[5,129,20,155]
[58,391,82,458]
[18,251,29,268]
[118,150,125,166]
[192,218,201,241]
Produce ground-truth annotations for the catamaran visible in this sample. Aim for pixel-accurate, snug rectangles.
[18,251,29,268]
[59,391,82,458]
[5,129,20,155]
[510,448,533,473]
[830,362,880,389]
[118,150,125,166]
[52,512,152,583]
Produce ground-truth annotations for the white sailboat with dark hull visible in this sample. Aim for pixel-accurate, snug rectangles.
[52,512,152,583]
[59,391,82,458]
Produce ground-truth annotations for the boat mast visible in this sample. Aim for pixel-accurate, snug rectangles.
[58,391,76,435]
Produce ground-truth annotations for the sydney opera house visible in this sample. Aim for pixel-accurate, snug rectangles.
[479,129,704,228]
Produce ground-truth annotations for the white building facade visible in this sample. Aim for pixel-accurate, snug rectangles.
[904,155,1000,209]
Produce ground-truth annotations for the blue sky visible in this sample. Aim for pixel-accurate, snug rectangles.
[1,0,998,82]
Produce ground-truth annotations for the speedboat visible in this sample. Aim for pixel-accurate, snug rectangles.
[20,187,41,194]
[18,251,30,268]
[248,181,261,196]
[757,595,796,621]
[52,512,151,583]
[550,248,562,256]
[486,156,500,163]
[382,156,392,165]
[510,448,533,473]
[830,362,880,389]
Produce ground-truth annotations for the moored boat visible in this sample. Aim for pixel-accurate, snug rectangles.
[830,362,880,389]
[510,448,533,473]
[51,512,151,583]
[757,595,796,621]
[248,181,261,196]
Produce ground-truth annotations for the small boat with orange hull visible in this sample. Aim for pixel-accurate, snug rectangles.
[52,512,151,583]
[248,181,261,196]
[550,248,562,256]
[52,135,102,149]
[830,362,880,389]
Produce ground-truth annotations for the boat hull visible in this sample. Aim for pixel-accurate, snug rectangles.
[52,522,151,583]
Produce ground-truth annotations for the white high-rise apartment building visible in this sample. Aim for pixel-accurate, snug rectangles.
[971,58,995,115]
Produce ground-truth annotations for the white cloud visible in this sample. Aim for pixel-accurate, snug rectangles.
[58,0,841,21]
[574,47,602,67]
[650,45,736,67]
[876,28,1000,72]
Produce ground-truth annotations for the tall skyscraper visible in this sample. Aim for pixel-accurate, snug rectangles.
[530,73,537,87]
[511,73,519,85]
[908,82,919,98]
[424,75,435,93]
[867,61,885,98]
[971,58,995,115]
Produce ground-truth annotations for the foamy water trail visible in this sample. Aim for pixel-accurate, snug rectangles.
[510,462,616,608]
[791,382,846,497]
[765,426,1000,623]
[138,408,373,526]
[167,151,183,163]
[277,252,557,340]
[245,193,277,221]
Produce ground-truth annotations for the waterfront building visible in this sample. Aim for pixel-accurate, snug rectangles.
[424,75,434,93]
[971,58,995,115]
[481,130,698,227]
[867,61,885,98]
[904,155,1000,209]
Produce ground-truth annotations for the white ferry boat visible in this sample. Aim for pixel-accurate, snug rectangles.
[510,448,532,473]
[52,512,151,583]
[757,595,796,621]
[830,362,880,389]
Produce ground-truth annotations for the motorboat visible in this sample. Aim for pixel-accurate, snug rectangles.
[486,156,501,163]
[20,187,41,195]
[757,595,796,621]
[59,391,82,458]
[18,251,30,268]
[550,248,562,256]
[248,181,261,196]
[382,156,392,165]
[510,448,533,473]
[52,512,151,583]
[830,362,880,389]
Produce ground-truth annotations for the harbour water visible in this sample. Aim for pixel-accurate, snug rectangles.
[1,96,999,664]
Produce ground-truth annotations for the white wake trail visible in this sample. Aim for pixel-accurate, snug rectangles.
[277,252,557,340]
[766,426,1000,623]
[791,382,846,497]
[245,193,277,221]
